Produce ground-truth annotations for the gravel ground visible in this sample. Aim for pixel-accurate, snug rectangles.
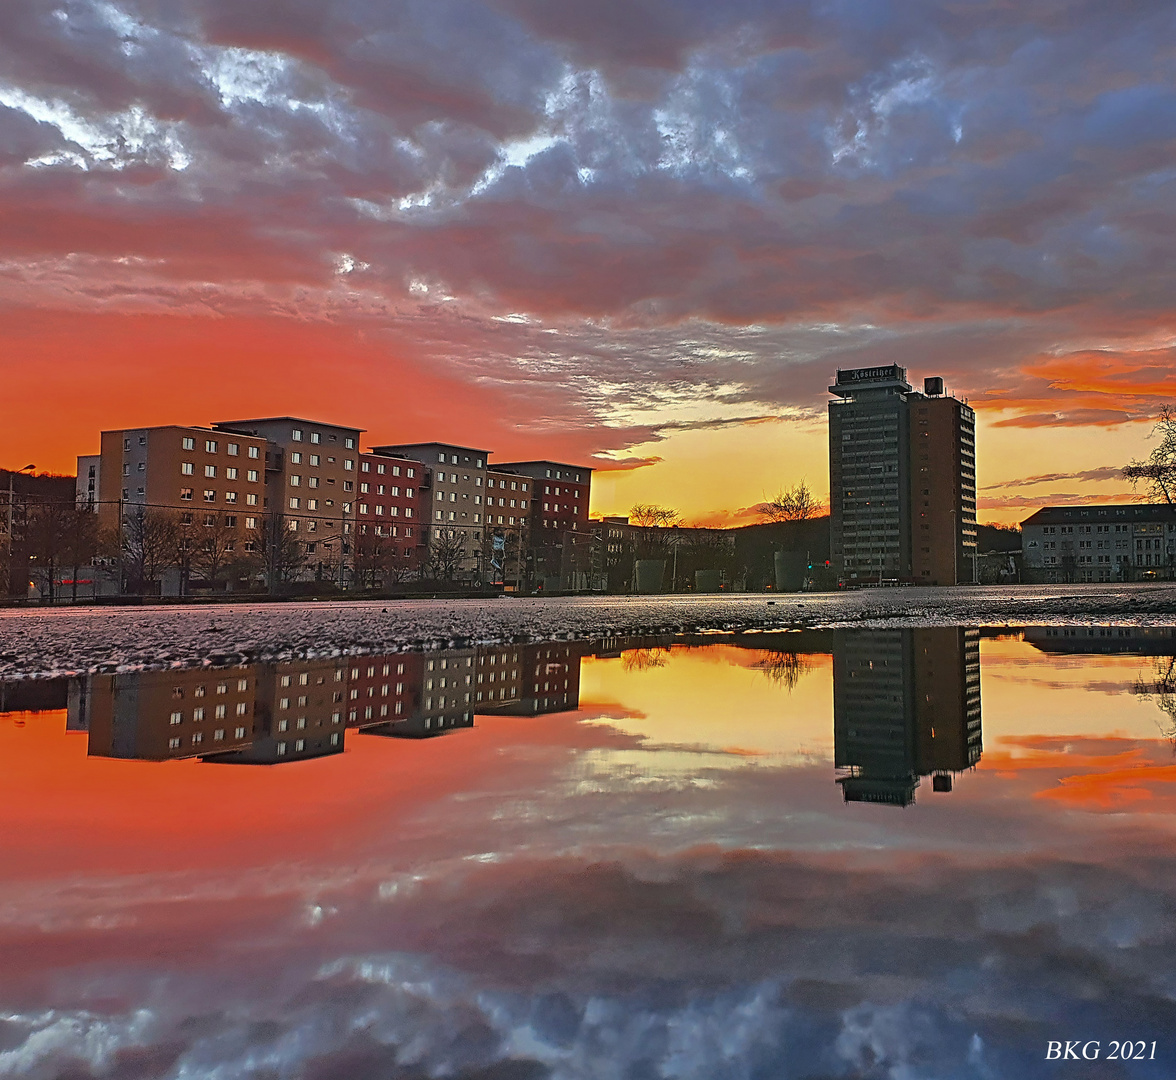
[2,584,1176,678]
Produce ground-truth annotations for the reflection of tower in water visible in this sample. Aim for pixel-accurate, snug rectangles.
[833,628,982,806]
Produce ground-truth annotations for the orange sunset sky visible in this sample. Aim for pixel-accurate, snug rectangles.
[1,0,1174,525]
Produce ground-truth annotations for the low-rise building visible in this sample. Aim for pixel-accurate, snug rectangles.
[1021,504,1176,583]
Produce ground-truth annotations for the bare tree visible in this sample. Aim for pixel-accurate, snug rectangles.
[1135,655,1176,742]
[120,504,180,594]
[622,646,670,671]
[63,502,101,603]
[255,512,308,593]
[1124,405,1176,504]
[424,526,466,582]
[630,504,681,528]
[753,650,812,692]
[24,497,72,602]
[191,516,241,591]
[757,479,820,523]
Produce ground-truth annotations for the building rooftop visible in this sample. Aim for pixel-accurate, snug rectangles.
[494,460,594,473]
[829,364,913,398]
[370,442,489,455]
[213,417,365,431]
[1020,503,1176,526]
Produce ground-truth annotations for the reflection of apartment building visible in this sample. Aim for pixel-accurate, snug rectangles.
[212,417,364,578]
[371,443,488,580]
[1021,504,1176,583]
[484,641,585,716]
[1025,625,1176,654]
[208,658,348,764]
[84,667,256,761]
[362,647,476,737]
[833,627,981,806]
[474,645,524,709]
[345,652,423,727]
[829,368,977,584]
[92,424,269,541]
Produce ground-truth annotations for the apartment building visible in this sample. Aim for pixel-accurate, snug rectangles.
[484,468,531,589]
[829,367,976,584]
[1021,504,1176,582]
[362,646,477,736]
[84,666,256,761]
[494,460,593,589]
[344,651,423,727]
[833,627,982,806]
[94,425,268,536]
[208,658,348,764]
[371,442,489,580]
[212,417,364,578]
[76,454,100,509]
[473,644,524,709]
[354,452,425,582]
[485,641,586,716]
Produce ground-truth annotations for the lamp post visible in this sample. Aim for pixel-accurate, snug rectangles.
[5,464,35,596]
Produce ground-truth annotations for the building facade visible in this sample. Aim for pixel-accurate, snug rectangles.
[829,367,976,585]
[833,627,982,806]
[494,461,592,590]
[354,452,425,585]
[212,417,364,584]
[1021,503,1176,582]
[371,443,489,581]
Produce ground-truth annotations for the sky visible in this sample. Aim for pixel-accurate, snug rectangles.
[1,1,1175,525]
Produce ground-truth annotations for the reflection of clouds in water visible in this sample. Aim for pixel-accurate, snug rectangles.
[5,850,1176,1079]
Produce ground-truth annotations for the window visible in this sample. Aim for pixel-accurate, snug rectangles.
[236,701,247,715]
[344,437,355,449]
[308,476,318,488]
[181,462,194,475]
[191,732,203,745]
[407,467,415,477]
[290,497,300,509]
[292,428,303,441]
[248,446,259,458]
[123,438,131,451]
[227,442,239,456]
[360,482,369,493]
[247,470,259,482]
[359,503,369,515]
[344,459,354,471]
[378,463,387,475]
[205,465,216,478]
[290,474,301,486]
[214,729,225,741]
[310,432,321,444]
[226,467,238,480]
[204,489,216,502]
[205,440,218,453]
[182,437,195,450]
[295,739,306,752]
[204,513,216,526]
[168,737,181,749]
[290,451,302,464]
[277,742,287,756]
[307,499,318,510]
[343,480,353,491]
[310,454,320,466]
[170,711,183,724]
[246,493,258,505]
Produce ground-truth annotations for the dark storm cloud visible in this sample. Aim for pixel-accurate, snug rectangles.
[1,0,1174,439]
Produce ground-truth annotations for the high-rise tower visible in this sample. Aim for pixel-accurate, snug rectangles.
[829,367,976,584]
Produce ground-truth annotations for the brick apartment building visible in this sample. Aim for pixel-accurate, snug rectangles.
[354,452,426,584]
[493,460,593,589]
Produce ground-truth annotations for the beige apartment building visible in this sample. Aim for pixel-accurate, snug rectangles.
[93,424,269,539]
[212,417,364,579]
[371,442,489,581]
